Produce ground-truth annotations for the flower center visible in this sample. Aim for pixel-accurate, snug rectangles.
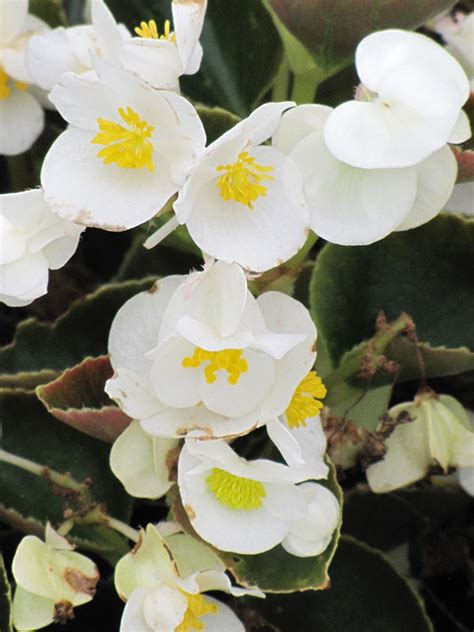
[216,151,274,209]
[285,371,327,428]
[182,348,248,385]
[0,67,27,100]
[207,468,266,510]
[135,19,176,42]
[91,106,154,171]
[176,593,218,632]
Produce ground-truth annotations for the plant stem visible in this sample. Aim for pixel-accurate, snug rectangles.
[272,58,290,101]
[290,67,324,104]
[106,517,140,543]
[0,448,138,544]
[324,313,414,389]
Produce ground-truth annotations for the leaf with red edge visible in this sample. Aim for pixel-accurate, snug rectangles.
[36,356,131,443]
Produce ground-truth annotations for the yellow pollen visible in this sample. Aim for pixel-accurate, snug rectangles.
[176,592,218,632]
[15,81,28,91]
[285,371,327,429]
[216,151,274,209]
[182,348,248,385]
[207,468,266,511]
[91,106,154,171]
[0,68,11,100]
[135,18,176,42]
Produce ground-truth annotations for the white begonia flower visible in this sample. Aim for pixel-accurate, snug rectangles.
[267,371,329,480]
[273,104,460,245]
[12,523,99,631]
[323,29,471,169]
[0,189,83,307]
[367,391,474,493]
[110,420,179,499]
[115,523,259,632]
[178,438,339,556]
[146,102,310,273]
[434,12,474,87]
[41,58,205,231]
[0,0,49,155]
[26,0,130,92]
[120,0,207,91]
[105,260,316,440]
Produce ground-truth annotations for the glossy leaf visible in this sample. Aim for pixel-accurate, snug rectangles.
[310,214,474,369]
[0,278,155,375]
[245,536,433,631]
[268,0,455,73]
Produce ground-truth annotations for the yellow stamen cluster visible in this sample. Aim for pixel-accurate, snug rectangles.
[92,106,155,171]
[285,371,327,428]
[0,68,11,100]
[135,19,176,42]
[176,592,218,632]
[216,151,274,209]
[182,348,248,385]
[207,468,266,510]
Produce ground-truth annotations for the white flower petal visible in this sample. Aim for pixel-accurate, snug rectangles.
[150,337,202,408]
[184,146,309,272]
[293,130,417,243]
[459,467,474,496]
[0,0,27,46]
[26,27,86,91]
[120,39,181,91]
[282,482,339,557]
[448,109,471,144]
[141,404,257,440]
[199,596,245,632]
[366,403,430,493]
[110,421,177,499]
[108,276,183,376]
[0,250,48,298]
[0,88,43,155]
[200,348,275,418]
[0,216,26,264]
[273,103,332,154]
[12,587,54,632]
[396,145,457,231]
[119,587,152,632]
[91,0,126,65]
[257,292,316,420]
[178,447,292,554]
[173,0,207,74]
[106,368,165,420]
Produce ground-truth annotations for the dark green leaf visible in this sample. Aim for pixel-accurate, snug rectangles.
[36,356,130,443]
[0,278,155,375]
[310,214,474,370]
[245,536,433,632]
[0,555,12,632]
[268,0,455,73]
[30,0,65,27]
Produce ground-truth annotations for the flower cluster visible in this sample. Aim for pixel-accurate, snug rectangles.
[2,1,474,630]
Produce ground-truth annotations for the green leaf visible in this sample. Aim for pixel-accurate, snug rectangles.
[173,460,343,592]
[0,390,131,557]
[196,105,241,144]
[36,357,130,443]
[268,0,455,74]
[0,278,155,375]
[245,536,433,632]
[105,0,282,116]
[30,0,65,27]
[310,214,474,371]
[326,382,394,432]
[0,555,12,632]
